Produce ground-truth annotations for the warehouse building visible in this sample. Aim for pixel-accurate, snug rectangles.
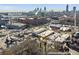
[5,23,26,29]
[18,17,50,26]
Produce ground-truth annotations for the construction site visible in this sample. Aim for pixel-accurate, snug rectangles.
[0,19,78,55]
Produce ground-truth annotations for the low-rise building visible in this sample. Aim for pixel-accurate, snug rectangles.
[18,17,50,26]
[49,24,62,30]
[38,30,54,38]
[5,23,26,29]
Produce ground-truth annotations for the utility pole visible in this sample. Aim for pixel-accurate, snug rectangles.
[74,11,76,30]
[73,6,77,32]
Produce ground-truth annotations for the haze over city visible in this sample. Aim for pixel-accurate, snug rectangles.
[0,4,79,12]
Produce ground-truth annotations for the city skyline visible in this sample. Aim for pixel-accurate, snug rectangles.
[0,4,79,12]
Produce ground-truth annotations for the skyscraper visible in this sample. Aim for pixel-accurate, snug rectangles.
[66,4,69,12]
[44,6,46,11]
[40,8,42,12]
[73,6,76,13]
[37,8,39,11]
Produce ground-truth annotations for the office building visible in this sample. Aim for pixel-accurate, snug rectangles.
[66,4,69,12]
[73,6,76,13]
[44,6,46,11]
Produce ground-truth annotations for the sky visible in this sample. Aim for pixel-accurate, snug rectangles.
[0,4,79,12]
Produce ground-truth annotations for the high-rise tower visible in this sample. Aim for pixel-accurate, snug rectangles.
[73,6,76,13]
[66,4,69,12]
[44,6,46,11]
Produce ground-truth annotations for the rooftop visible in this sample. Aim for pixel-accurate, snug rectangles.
[39,30,54,37]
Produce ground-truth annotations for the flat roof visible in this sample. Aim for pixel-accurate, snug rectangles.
[39,30,54,37]
[33,28,46,34]
[55,34,69,43]
[50,24,62,28]
[11,23,25,27]
[48,33,60,40]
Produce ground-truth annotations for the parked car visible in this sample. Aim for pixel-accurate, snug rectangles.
[72,32,79,38]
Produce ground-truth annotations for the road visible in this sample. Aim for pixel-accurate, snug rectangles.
[69,48,79,55]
